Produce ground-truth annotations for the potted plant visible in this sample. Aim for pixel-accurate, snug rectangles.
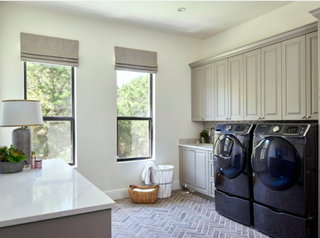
[0,145,27,173]
[200,130,208,143]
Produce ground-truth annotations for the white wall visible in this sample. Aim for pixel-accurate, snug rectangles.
[204,1,320,58]
[0,2,204,195]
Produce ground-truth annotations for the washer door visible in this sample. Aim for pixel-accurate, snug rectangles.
[251,137,301,191]
[214,134,245,179]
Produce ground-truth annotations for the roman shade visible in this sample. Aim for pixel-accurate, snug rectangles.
[115,46,157,73]
[21,33,79,67]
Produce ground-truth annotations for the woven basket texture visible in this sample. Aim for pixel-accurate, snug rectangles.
[128,185,159,204]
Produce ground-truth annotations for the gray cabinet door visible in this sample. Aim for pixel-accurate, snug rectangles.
[306,32,318,120]
[194,149,208,195]
[191,66,203,121]
[215,59,229,120]
[208,161,215,198]
[180,147,194,189]
[261,43,282,120]
[203,63,215,120]
[228,54,244,121]
[282,35,306,120]
[244,49,261,120]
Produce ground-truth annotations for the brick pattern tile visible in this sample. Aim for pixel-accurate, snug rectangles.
[112,190,270,238]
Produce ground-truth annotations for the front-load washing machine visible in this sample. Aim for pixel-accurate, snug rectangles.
[251,123,318,238]
[213,123,255,226]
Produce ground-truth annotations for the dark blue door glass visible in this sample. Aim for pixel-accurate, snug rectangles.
[214,135,245,179]
[251,137,301,191]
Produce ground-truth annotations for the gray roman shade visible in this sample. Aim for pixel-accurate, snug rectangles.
[115,46,157,73]
[21,33,79,67]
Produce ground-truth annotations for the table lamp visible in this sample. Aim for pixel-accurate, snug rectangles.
[0,100,44,167]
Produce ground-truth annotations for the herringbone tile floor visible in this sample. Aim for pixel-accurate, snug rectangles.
[112,190,270,238]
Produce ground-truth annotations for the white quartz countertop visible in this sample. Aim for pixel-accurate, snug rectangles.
[179,143,213,151]
[0,159,115,228]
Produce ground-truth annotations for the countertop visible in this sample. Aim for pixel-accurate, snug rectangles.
[179,143,213,151]
[0,159,115,228]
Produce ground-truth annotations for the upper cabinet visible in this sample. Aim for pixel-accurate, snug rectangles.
[191,63,215,121]
[306,32,318,120]
[261,43,282,120]
[282,35,306,120]
[190,24,318,122]
[228,55,244,121]
[244,49,261,120]
[215,59,229,120]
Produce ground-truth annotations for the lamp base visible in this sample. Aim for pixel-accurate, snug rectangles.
[12,127,32,166]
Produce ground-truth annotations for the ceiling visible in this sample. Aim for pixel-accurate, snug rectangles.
[18,1,292,40]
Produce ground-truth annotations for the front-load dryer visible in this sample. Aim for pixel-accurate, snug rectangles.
[213,123,255,226]
[251,123,318,238]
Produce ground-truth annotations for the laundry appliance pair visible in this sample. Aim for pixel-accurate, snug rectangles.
[213,123,318,238]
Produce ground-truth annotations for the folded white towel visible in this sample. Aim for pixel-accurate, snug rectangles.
[141,161,155,185]
[133,188,155,192]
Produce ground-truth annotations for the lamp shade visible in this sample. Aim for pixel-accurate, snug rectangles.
[1,100,44,127]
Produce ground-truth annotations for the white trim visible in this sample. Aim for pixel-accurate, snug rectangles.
[189,22,318,69]
[104,181,182,200]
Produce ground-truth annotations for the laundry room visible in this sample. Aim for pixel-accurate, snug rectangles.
[1,1,320,238]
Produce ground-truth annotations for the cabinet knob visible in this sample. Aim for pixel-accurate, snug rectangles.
[258,117,261,119]
[226,118,228,120]
[229,118,231,120]
[307,115,311,118]
[301,116,306,119]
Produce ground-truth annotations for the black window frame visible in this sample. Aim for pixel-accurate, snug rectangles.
[24,61,76,166]
[117,73,153,162]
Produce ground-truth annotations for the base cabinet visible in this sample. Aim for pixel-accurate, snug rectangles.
[180,146,213,196]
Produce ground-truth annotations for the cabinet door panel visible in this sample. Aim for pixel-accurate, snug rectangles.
[203,63,215,120]
[228,55,244,120]
[261,43,282,120]
[282,36,306,120]
[192,67,203,121]
[244,49,261,120]
[181,148,194,188]
[215,59,229,120]
[306,32,318,120]
[194,150,208,195]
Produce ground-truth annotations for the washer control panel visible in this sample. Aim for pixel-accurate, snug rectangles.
[215,124,253,134]
[255,124,310,137]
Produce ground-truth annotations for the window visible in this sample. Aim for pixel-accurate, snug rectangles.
[117,71,153,161]
[24,62,75,165]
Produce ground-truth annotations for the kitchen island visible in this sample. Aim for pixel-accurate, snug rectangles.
[0,159,115,238]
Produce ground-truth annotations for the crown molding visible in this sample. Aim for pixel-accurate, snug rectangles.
[189,22,318,69]
[310,7,320,19]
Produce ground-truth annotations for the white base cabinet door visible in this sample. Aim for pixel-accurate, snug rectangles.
[180,147,194,189]
[194,149,209,195]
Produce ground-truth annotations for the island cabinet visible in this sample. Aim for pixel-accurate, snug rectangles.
[0,159,115,238]
[191,63,215,121]
[179,146,211,196]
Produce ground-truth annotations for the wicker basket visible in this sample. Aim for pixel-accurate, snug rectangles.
[128,185,159,204]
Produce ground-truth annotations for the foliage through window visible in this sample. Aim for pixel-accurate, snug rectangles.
[25,62,75,165]
[117,71,153,161]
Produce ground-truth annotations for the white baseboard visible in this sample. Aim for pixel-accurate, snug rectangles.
[105,181,182,200]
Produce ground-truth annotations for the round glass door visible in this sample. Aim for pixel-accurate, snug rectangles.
[251,137,301,191]
[214,135,245,179]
